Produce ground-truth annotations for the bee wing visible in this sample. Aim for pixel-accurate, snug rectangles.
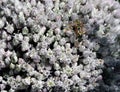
[74,39,79,47]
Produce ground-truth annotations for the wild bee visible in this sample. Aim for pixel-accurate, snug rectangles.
[64,20,86,47]
[65,20,86,37]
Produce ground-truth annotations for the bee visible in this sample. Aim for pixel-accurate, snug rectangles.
[65,20,86,37]
[64,20,86,47]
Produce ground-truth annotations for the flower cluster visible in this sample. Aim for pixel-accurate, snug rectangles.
[0,0,120,92]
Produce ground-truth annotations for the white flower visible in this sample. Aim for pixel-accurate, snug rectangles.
[23,77,31,85]
[113,19,120,26]
[41,41,48,48]
[0,60,5,69]
[30,0,36,6]
[0,19,4,29]
[79,45,86,52]
[79,86,87,92]
[64,57,72,64]
[49,55,56,64]
[38,26,46,35]
[59,53,67,62]
[80,2,92,14]
[14,33,23,41]
[22,27,29,35]
[9,88,15,92]
[10,63,15,69]
[72,75,80,83]
[113,9,120,18]
[15,65,21,72]
[37,80,44,89]
[63,65,73,76]
[112,25,120,34]
[5,23,14,34]
[72,64,83,74]
[1,90,7,92]
[27,18,34,26]
[4,7,11,16]
[47,78,55,87]
[56,80,64,87]
[18,11,25,23]
[44,0,54,9]
[60,74,68,81]
[5,57,11,65]
[91,69,102,77]
[80,0,87,4]
[0,48,5,56]
[70,35,76,43]
[71,55,79,63]
[54,28,61,35]
[59,38,66,45]
[53,63,61,70]
[0,40,6,49]
[91,7,99,18]
[106,32,117,43]
[37,1,45,12]
[104,14,113,25]
[0,84,5,90]
[68,0,75,8]
[87,84,95,90]
[46,36,55,45]
[46,48,53,58]
[97,25,105,38]
[39,48,47,55]
[24,36,30,42]
[21,41,30,51]
[79,71,88,79]
[16,75,22,83]
[31,25,41,33]
[59,2,65,9]
[46,30,54,37]
[33,34,40,42]
[2,31,7,39]
[54,70,60,76]
[72,47,77,54]
[11,51,18,63]
[46,9,56,20]
[14,0,22,13]
[53,45,61,55]
[55,34,61,41]
[64,79,73,86]
[0,76,3,82]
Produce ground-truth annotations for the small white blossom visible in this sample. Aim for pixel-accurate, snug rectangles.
[47,78,55,87]
[0,76,3,82]
[21,41,30,51]
[39,48,47,55]
[23,77,31,85]
[22,27,29,35]
[30,0,37,6]
[63,65,73,76]
[0,19,4,29]
[33,34,40,42]
[10,63,15,69]
[2,31,7,39]
[5,23,14,34]
[54,28,61,35]
[11,51,18,63]
[44,0,54,9]
[59,38,66,45]
[113,9,120,18]
[39,27,46,35]
[54,63,61,70]
[18,12,25,23]
[54,71,60,76]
